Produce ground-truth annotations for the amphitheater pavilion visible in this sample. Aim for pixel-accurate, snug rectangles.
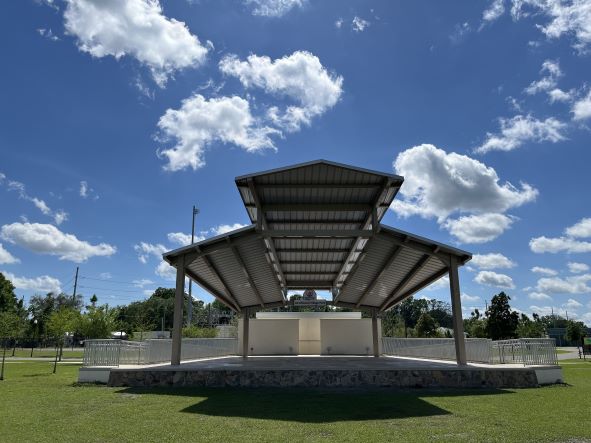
[163,160,472,365]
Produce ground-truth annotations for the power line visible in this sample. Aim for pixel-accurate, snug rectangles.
[78,284,143,293]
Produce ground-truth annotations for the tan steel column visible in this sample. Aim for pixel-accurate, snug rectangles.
[242,308,249,358]
[449,255,467,365]
[171,257,185,366]
[371,308,380,357]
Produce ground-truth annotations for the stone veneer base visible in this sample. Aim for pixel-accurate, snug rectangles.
[107,367,550,389]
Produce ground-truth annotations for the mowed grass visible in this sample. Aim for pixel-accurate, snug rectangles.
[5,348,84,359]
[0,360,590,443]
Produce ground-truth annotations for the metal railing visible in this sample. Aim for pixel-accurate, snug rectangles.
[492,338,558,365]
[381,338,493,363]
[83,338,238,367]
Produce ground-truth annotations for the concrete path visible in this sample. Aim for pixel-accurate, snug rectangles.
[557,347,582,360]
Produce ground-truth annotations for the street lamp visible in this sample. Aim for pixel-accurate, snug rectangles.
[187,205,199,326]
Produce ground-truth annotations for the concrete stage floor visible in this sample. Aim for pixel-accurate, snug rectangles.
[98,356,563,389]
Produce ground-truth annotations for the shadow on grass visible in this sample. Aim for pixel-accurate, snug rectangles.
[115,387,512,423]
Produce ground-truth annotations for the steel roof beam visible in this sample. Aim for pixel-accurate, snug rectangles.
[379,254,431,311]
[255,203,372,212]
[184,267,240,312]
[195,246,242,312]
[262,230,373,238]
[275,248,353,253]
[238,183,383,189]
[355,245,403,308]
[381,267,450,311]
[226,237,266,308]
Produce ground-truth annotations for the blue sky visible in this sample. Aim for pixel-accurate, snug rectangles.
[1,0,590,323]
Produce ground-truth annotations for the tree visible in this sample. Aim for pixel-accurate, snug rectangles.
[516,313,545,338]
[0,311,20,380]
[485,292,519,340]
[464,309,487,338]
[566,320,586,344]
[0,273,18,313]
[47,308,78,373]
[77,305,118,339]
[416,312,439,337]
[28,292,83,338]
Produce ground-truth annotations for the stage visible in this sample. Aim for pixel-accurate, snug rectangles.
[98,356,563,389]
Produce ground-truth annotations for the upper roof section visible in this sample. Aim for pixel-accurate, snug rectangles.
[235,160,404,229]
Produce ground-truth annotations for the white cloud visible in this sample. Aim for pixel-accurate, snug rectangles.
[475,114,567,154]
[530,219,591,254]
[568,262,589,273]
[133,278,154,288]
[474,271,516,289]
[245,0,305,17]
[529,292,552,301]
[37,28,60,41]
[566,217,591,238]
[548,88,573,103]
[3,177,68,225]
[564,298,584,309]
[471,253,516,269]
[63,0,208,86]
[572,90,591,120]
[390,144,536,243]
[529,305,556,316]
[392,144,537,221]
[79,181,90,198]
[524,59,562,95]
[2,271,62,294]
[530,236,591,253]
[442,213,514,243]
[450,22,471,44]
[352,16,370,32]
[335,18,343,28]
[99,272,112,279]
[1,222,116,263]
[461,293,480,302]
[211,223,248,235]
[155,260,176,280]
[219,51,343,132]
[483,0,591,51]
[536,274,591,294]
[482,0,505,23]
[0,244,19,265]
[531,266,558,276]
[134,242,167,264]
[167,232,193,246]
[157,94,279,171]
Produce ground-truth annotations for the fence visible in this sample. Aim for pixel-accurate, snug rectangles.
[83,338,238,367]
[382,338,492,363]
[381,337,558,365]
[492,338,558,365]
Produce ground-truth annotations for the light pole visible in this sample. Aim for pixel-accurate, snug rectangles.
[30,319,38,357]
[187,205,199,327]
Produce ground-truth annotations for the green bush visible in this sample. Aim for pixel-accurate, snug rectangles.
[182,326,217,338]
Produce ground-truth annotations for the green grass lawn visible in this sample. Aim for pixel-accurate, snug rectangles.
[5,348,84,359]
[0,360,590,443]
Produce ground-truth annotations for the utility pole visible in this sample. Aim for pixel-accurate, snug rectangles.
[187,205,199,326]
[72,266,79,302]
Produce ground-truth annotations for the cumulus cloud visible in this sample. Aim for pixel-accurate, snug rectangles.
[134,242,167,264]
[1,222,116,263]
[471,253,516,269]
[568,262,590,273]
[531,266,558,276]
[482,0,591,51]
[482,0,505,23]
[62,0,209,87]
[442,213,514,244]
[211,223,248,235]
[475,114,567,154]
[474,270,516,289]
[536,274,591,294]
[133,278,154,288]
[572,90,591,120]
[549,88,574,103]
[0,243,19,265]
[155,260,176,280]
[220,51,343,132]
[244,0,305,17]
[391,144,537,243]
[2,271,62,293]
[530,217,591,253]
[157,94,279,171]
[529,291,552,301]
[564,298,584,309]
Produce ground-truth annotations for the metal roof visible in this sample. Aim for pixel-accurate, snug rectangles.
[163,160,471,312]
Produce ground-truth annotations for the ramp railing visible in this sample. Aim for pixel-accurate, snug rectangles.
[492,338,558,365]
[381,338,492,363]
